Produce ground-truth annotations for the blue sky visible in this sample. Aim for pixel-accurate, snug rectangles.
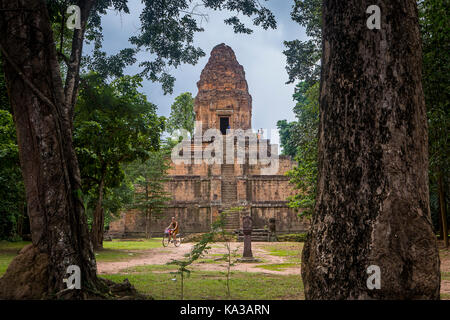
[90,1,308,147]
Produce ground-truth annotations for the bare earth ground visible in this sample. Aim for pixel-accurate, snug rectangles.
[97,242,300,275]
[439,245,450,296]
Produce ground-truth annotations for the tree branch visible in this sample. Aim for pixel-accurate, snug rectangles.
[0,43,57,113]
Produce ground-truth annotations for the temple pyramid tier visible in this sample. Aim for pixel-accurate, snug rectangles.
[108,44,309,240]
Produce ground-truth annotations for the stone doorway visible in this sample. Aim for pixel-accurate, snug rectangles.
[219,116,230,135]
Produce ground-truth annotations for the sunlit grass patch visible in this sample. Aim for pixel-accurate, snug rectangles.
[0,241,30,251]
[0,241,31,276]
[261,242,302,263]
[101,270,304,300]
[94,249,143,262]
[120,264,179,273]
[255,263,299,272]
[0,252,17,277]
[102,238,163,250]
[441,293,450,300]
[195,258,223,264]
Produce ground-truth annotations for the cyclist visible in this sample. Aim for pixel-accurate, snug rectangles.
[166,216,179,243]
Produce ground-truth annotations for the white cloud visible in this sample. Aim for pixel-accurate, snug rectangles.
[89,1,309,149]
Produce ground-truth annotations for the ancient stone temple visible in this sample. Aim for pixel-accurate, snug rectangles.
[108,44,309,238]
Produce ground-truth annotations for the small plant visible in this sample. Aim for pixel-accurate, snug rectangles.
[167,212,226,299]
[218,207,243,298]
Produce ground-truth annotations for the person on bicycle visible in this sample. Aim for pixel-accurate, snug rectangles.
[166,217,179,243]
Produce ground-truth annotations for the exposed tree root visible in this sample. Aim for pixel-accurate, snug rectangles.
[0,244,149,300]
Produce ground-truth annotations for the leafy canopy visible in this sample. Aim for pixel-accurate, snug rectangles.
[46,0,277,93]
[283,0,322,84]
[74,72,164,205]
[167,92,195,137]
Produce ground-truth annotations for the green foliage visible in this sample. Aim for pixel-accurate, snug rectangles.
[276,120,298,158]
[74,72,164,227]
[279,2,322,217]
[420,0,449,178]
[102,179,135,226]
[167,92,195,137]
[283,0,322,83]
[0,63,27,240]
[78,0,276,93]
[284,82,319,216]
[126,146,173,238]
[419,0,450,235]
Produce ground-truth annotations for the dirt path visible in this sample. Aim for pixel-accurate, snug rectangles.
[97,242,301,275]
[97,244,194,274]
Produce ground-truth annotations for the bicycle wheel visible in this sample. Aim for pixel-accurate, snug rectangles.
[174,234,181,247]
[162,233,170,247]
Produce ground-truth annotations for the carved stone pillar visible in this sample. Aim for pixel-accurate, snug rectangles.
[242,215,253,258]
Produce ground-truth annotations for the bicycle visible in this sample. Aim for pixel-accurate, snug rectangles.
[162,228,181,247]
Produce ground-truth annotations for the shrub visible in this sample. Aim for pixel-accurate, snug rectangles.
[277,233,308,242]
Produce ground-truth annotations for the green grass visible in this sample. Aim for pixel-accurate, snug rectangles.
[441,293,450,300]
[0,239,160,271]
[121,264,179,273]
[0,252,17,276]
[0,241,30,251]
[94,238,164,261]
[261,243,303,263]
[196,258,223,264]
[441,272,450,281]
[0,241,31,276]
[94,249,144,262]
[102,238,163,250]
[101,268,304,300]
[255,263,299,271]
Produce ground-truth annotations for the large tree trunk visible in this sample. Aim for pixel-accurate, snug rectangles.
[302,0,440,299]
[91,172,106,250]
[0,0,101,299]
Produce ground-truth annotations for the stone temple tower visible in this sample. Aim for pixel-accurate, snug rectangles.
[108,44,309,239]
[195,43,252,134]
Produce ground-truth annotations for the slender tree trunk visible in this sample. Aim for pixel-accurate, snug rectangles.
[64,0,95,121]
[145,185,149,239]
[0,0,102,299]
[438,196,444,240]
[302,0,440,299]
[92,172,106,250]
[438,170,448,248]
[145,212,151,239]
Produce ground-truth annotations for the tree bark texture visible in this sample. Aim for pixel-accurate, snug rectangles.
[302,0,440,299]
[0,0,99,299]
